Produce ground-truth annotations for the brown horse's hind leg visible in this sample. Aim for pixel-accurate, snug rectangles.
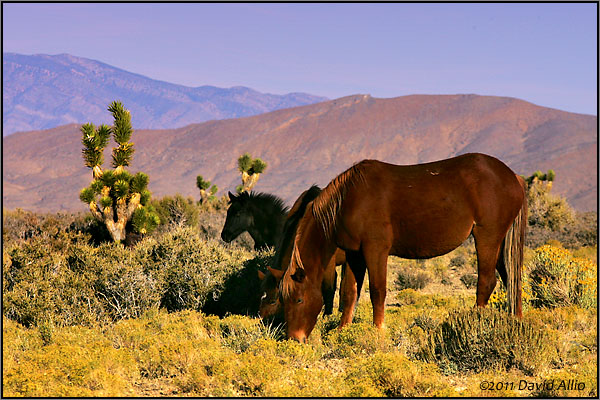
[472,226,504,308]
[339,263,357,327]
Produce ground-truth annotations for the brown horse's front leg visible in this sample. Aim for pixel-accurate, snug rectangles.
[339,263,357,328]
[363,243,390,329]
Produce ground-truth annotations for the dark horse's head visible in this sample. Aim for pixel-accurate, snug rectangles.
[221,190,289,250]
[221,191,253,243]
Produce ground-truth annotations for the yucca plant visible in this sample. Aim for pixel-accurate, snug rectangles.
[79,101,159,242]
[196,175,218,203]
[524,169,556,188]
[236,153,267,193]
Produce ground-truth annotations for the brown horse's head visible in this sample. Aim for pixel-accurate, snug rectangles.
[281,209,332,342]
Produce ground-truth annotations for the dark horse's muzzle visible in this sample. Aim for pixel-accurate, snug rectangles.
[221,230,233,242]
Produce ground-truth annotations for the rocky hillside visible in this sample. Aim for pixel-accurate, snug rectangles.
[3,94,596,212]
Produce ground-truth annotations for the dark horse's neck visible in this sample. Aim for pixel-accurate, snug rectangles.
[271,185,322,269]
[247,193,289,250]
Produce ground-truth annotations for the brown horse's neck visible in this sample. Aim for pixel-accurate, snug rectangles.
[297,208,337,281]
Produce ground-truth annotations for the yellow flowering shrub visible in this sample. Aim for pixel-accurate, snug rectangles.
[529,245,597,309]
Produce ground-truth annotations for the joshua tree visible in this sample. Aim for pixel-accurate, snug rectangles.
[524,169,556,189]
[196,175,218,203]
[236,153,267,193]
[79,101,159,242]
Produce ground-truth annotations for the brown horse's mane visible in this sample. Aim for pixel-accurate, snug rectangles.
[281,162,367,300]
[311,161,367,240]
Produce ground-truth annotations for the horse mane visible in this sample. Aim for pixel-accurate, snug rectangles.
[236,191,290,217]
[281,231,306,300]
[267,185,321,282]
[311,161,367,240]
[271,185,322,300]
[285,185,321,225]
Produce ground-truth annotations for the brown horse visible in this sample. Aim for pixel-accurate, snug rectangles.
[258,185,358,327]
[281,153,527,342]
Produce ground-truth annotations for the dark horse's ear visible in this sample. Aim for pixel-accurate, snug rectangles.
[228,191,236,201]
[291,268,306,283]
[268,266,284,280]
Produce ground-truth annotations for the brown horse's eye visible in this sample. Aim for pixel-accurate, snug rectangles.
[269,300,277,305]
[297,298,303,304]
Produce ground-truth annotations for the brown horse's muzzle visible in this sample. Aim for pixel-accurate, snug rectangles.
[287,331,307,343]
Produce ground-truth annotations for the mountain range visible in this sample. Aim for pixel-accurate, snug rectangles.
[2,52,327,135]
[3,94,596,213]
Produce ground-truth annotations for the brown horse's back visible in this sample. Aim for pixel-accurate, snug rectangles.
[333,153,524,259]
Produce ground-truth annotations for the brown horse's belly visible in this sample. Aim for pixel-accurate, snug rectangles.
[390,213,474,259]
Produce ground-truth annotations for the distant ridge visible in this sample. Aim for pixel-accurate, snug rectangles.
[3,94,596,212]
[2,52,328,135]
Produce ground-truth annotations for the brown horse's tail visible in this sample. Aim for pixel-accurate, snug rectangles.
[502,176,528,317]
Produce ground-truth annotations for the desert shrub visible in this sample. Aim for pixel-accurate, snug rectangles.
[572,245,598,262]
[324,323,391,358]
[137,227,254,312]
[344,352,454,397]
[2,317,137,397]
[215,315,283,353]
[412,310,441,332]
[523,174,596,249]
[570,211,598,247]
[528,245,597,309]
[106,310,212,380]
[427,256,451,283]
[395,268,432,290]
[3,240,103,328]
[249,337,322,367]
[91,252,162,322]
[459,273,478,288]
[419,308,555,375]
[202,249,273,317]
[3,209,76,242]
[527,181,575,231]
[3,224,268,327]
[2,208,123,248]
[151,194,200,230]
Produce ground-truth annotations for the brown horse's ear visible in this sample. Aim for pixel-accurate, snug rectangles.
[268,266,284,280]
[257,270,266,280]
[291,268,306,283]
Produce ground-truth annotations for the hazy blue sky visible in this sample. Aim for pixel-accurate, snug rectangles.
[3,3,597,115]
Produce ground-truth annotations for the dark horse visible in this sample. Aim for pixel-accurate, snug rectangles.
[257,185,358,326]
[221,191,289,250]
[280,153,527,342]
